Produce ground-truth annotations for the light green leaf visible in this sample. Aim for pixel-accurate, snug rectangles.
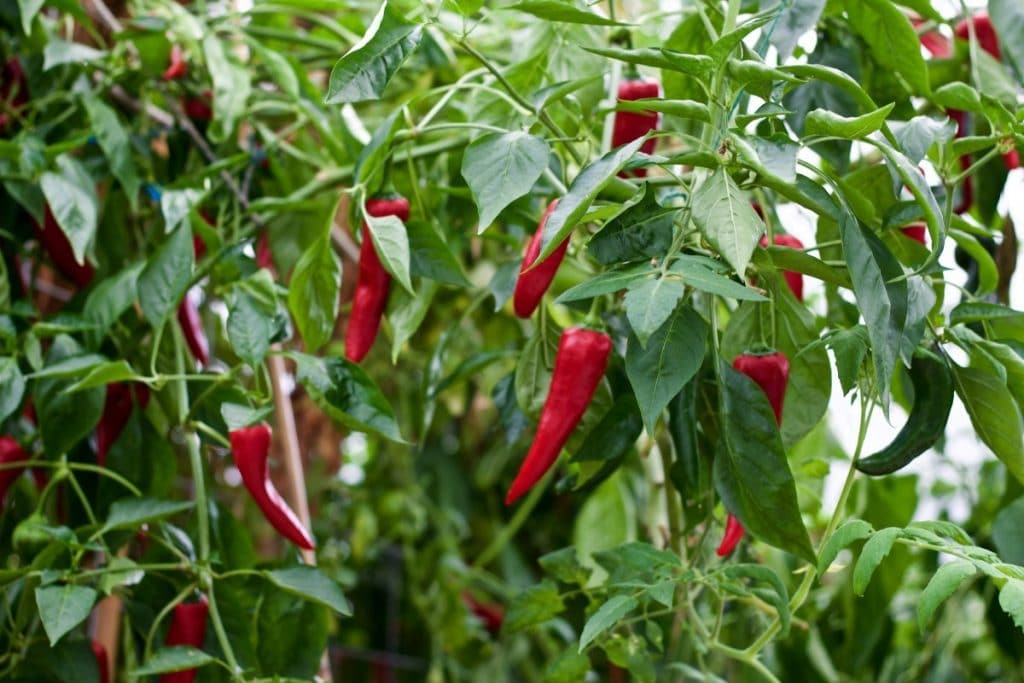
[852,527,901,595]
[579,595,637,651]
[817,519,874,575]
[952,365,1024,484]
[265,567,351,615]
[690,167,763,276]
[138,225,194,326]
[133,647,215,676]
[40,156,98,269]
[624,276,685,347]
[288,236,342,353]
[805,103,894,139]
[82,93,140,209]
[35,585,98,645]
[917,561,977,631]
[462,132,549,230]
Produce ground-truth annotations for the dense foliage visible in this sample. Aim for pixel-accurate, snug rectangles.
[2,0,1024,681]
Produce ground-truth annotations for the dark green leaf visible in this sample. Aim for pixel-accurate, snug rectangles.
[624,275,685,347]
[462,131,549,230]
[952,365,1024,484]
[287,235,341,353]
[133,647,215,675]
[82,93,140,209]
[817,519,874,574]
[35,585,97,645]
[503,580,564,634]
[852,527,901,595]
[579,594,637,651]
[265,567,351,615]
[103,498,195,531]
[917,560,977,631]
[40,155,98,268]
[588,185,676,265]
[691,167,763,276]
[138,224,194,327]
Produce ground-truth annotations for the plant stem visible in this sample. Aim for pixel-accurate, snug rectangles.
[206,583,243,678]
[472,468,552,568]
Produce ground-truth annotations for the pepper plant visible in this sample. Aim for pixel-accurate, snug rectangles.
[2,0,1024,681]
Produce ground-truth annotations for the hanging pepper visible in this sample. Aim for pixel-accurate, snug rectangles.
[718,351,791,555]
[759,233,804,301]
[160,598,208,683]
[34,206,95,288]
[229,423,315,549]
[612,76,661,177]
[0,57,28,132]
[91,640,110,683]
[163,45,187,81]
[96,383,151,466]
[256,231,274,271]
[954,13,1000,60]
[177,291,209,366]
[716,513,745,557]
[513,200,569,318]
[0,436,28,505]
[900,223,927,246]
[462,592,505,635]
[182,90,213,122]
[345,195,410,363]
[506,328,612,504]
[913,17,952,58]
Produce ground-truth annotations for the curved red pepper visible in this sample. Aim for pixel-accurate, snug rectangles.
[759,233,804,301]
[34,206,95,288]
[0,57,28,132]
[229,423,315,549]
[513,200,569,318]
[462,592,504,635]
[732,351,790,425]
[177,291,209,366]
[506,328,612,504]
[0,436,28,505]
[163,45,187,81]
[954,13,1000,60]
[716,512,745,557]
[91,640,110,683]
[256,231,273,271]
[95,383,150,466]
[160,598,208,683]
[913,18,952,58]
[345,196,410,363]
[901,223,927,246]
[613,78,661,178]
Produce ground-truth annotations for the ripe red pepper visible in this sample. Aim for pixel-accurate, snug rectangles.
[912,18,952,58]
[613,77,661,178]
[229,423,315,549]
[182,90,213,122]
[0,57,28,132]
[345,195,410,363]
[462,592,504,635]
[0,436,28,505]
[954,13,1000,60]
[1003,147,1020,171]
[160,598,208,683]
[91,640,110,683]
[759,233,804,301]
[34,206,95,288]
[96,383,150,466]
[513,200,569,318]
[256,231,273,271]
[901,223,927,246]
[163,45,188,81]
[506,328,612,504]
[716,513,745,557]
[177,291,209,366]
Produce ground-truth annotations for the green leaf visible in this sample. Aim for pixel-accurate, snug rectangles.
[287,235,342,353]
[325,3,423,104]
[506,1,625,26]
[388,279,437,363]
[35,337,105,457]
[83,263,143,348]
[539,547,592,586]
[917,560,977,631]
[952,365,1024,484]
[990,0,1024,77]
[407,221,469,286]
[366,211,412,295]
[721,564,790,636]
[82,94,140,209]
[588,185,676,265]
[690,167,763,277]
[40,155,98,269]
[615,98,710,123]
[354,108,403,189]
[43,39,105,70]
[845,0,929,94]
[138,224,194,327]
[462,131,550,230]
[770,0,827,61]
[817,519,874,575]
[133,647,215,676]
[503,580,565,634]
[249,39,299,98]
[623,276,685,347]
[538,137,647,260]
[160,189,204,234]
[668,255,768,302]
[998,579,1024,634]
[203,33,252,143]
[626,306,707,435]
[555,265,653,304]
[805,103,894,139]
[103,498,195,531]
[65,360,138,393]
[579,594,638,651]
[950,301,1024,326]
[852,527,901,595]
[292,353,404,443]
[933,82,982,112]
[0,356,25,422]
[17,0,44,34]
[582,46,713,79]
[265,567,351,615]
[515,324,559,416]
[706,11,775,64]
[713,364,815,562]
[35,585,98,645]
[228,288,274,367]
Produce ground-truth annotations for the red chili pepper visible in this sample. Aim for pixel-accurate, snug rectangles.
[732,351,790,425]
[758,233,804,301]
[513,200,569,318]
[954,13,1000,60]
[613,77,660,178]
[34,206,95,288]
[0,57,28,132]
[163,44,188,81]
[345,196,410,363]
[506,328,612,504]
[901,223,927,246]
[160,598,208,683]
[95,383,150,466]
[1004,147,1020,171]
[182,90,213,122]
[256,231,273,271]
[91,640,110,683]
[229,423,315,549]
[177,291,209,366]
[912,18,952,58]
[716,512,745,557]
[462,592,504,635]
[0,436,28,505]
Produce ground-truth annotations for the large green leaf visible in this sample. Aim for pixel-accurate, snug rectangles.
[35,585,97,645]
[40,155,98,268]
[287,235,341,354]
[138,223,194,327]
[462,132,550,230]
[953,364,1024,484]
[845,0,929,94]
[690,167,763,277]
[82,93,140,209]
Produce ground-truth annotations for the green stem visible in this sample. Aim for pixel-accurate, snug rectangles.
[472,468,552,568]
[185,431,210,563]
[206,583,242,678]
[658,436,684,558]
